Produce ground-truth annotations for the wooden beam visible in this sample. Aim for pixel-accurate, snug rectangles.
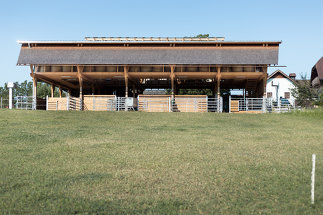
[30,65,37,98]
[39,71,262,80]
[217,67,221,99]
[170,66,175,99]
[124,66,129,98]
[263,66,268,97]
[59,86,62,98]
[220,72,263,79]
[77,66,92,82]
[35,72,77,78]
[32,76,37,98]
[175,72,217,79]
[30,65,34,75]
[51,84,54,98]
[84,72,123,79]
[33,73,78,89]
[128,72,171,79]
[77,66,84,98]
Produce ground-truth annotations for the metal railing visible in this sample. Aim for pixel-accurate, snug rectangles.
[231,98,264,112]
[266,98,295,113]
[1,95,297,114]
[90,97,116,111]
[207,97,223,112]
[230,97,296,113]
[14,96,36,110]
[0,97,9,109]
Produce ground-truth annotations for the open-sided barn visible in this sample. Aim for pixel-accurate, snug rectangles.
[17,37,281,112]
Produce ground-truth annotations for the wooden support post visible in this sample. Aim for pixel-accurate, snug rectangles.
[217,67,221,100]
[79,78,83,98]
[51,84,54,98]
[263,66,268,97]
[33,77,38,98]
[170,66,175,100]
[59,86,62,98]
[217,67,221,112]
[77,66,84,99]
[124,66,129,98]
[30,65,39,99]
[132,83,136,98]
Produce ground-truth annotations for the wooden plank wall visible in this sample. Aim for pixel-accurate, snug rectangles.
[175,95,207,112]
[230,100,239,112]
[138,95,208,112]
[138,95,170,112]
[83,95,116,111]
[48,97,81,111]
[48,98,68,110]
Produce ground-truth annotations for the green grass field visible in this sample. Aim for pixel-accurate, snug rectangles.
[0,110,322,214]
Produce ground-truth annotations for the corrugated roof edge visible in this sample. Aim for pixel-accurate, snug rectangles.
[17,40,282,44]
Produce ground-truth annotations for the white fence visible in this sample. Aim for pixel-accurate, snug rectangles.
[15,96,36,110]
[1,95,296,113]
[230,98,264,113]
[230,97,295,113]
[208,97,223,112]
[266,98,295,113]
[0,97,9,109]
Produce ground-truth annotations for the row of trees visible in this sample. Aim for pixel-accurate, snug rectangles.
[0,81,62,99]
[291,75,323,107]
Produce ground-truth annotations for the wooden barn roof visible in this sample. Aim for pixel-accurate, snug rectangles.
[268,69,296,84]
[17,40,280,65]
[311,57,323,81]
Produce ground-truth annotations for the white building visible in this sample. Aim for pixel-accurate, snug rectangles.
[266,70,296,105]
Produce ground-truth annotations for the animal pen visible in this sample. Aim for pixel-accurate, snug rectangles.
[16,37,283,113]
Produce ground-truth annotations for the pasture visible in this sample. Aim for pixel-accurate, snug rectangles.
[0,110,322,214]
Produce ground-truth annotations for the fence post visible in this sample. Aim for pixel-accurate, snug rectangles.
[32,96,36,110]
[220,97,223,113]
[229,95,231,113]
[169,97,171,112]
[311,154,316,204]
[67,95,70,110]
[46,95,48,110]
[0,97,2,109]
[262,97,266,113]
[7,82,14,109]
[34,95,37,110]
[80,98,82,111]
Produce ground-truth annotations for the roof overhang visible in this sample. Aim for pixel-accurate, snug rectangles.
[17,39,281,66]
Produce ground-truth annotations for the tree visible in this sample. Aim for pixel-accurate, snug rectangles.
[291,74,319,108]
[0,84,9,99]
[0,81,64,99]
[195,34,209,38]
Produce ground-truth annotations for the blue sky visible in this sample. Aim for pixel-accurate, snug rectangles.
[0,0,322,86]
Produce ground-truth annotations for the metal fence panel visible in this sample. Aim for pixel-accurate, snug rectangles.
[0,98,9,109]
